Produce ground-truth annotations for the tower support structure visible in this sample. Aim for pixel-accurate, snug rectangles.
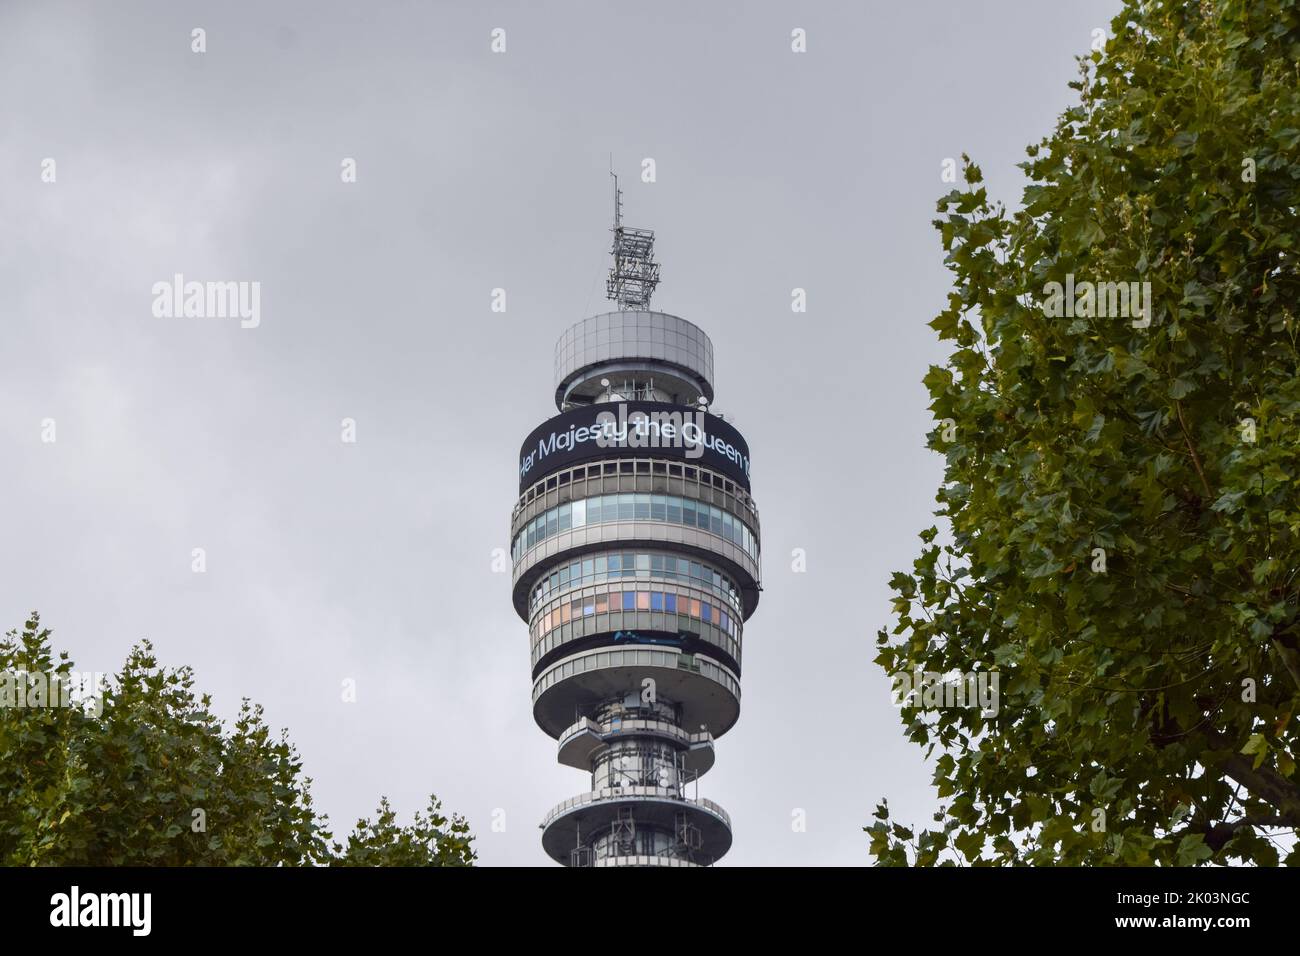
[510,188,761,866]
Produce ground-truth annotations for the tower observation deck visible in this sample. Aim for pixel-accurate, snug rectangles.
[509,181,761,866]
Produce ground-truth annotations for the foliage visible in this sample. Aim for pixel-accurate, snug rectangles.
[871,0,1300,865]
[0,613,475,866]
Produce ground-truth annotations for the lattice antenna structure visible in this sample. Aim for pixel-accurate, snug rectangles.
[605,171,661,310]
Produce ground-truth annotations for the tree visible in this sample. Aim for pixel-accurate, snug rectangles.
[870,0,1300,866]
[0,613,475,866]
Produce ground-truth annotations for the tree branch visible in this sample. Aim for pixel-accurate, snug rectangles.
[1174,814,1295,853]
[1271,627,1300,695]
[1174,400,1212,500]
[1198,727,1300,826]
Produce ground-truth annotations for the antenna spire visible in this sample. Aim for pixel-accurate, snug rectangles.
[605,164,660,310]
[610,160,622,230]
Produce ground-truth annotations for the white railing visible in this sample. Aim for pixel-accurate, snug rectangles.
[556,716,715,750]
[592,855,701,868]
[541,787,731,831]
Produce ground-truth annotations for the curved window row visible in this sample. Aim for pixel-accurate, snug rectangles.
[516,458,757,523]
[532,600,741,675]
[512,494,758,562]
[529,551,742,615]
[536,588,738,640]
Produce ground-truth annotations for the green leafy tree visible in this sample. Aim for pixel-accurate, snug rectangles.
[332,796,474,867]
[871,0,1300,865]
[0,613,475,866]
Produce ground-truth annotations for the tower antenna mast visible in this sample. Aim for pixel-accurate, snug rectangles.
[610,159,622,230]
[605,164,660,309]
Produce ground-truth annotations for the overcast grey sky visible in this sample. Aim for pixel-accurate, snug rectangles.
[1,0,1120,865]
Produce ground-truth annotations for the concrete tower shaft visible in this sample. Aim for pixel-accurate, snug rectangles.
[512,307,760,867]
